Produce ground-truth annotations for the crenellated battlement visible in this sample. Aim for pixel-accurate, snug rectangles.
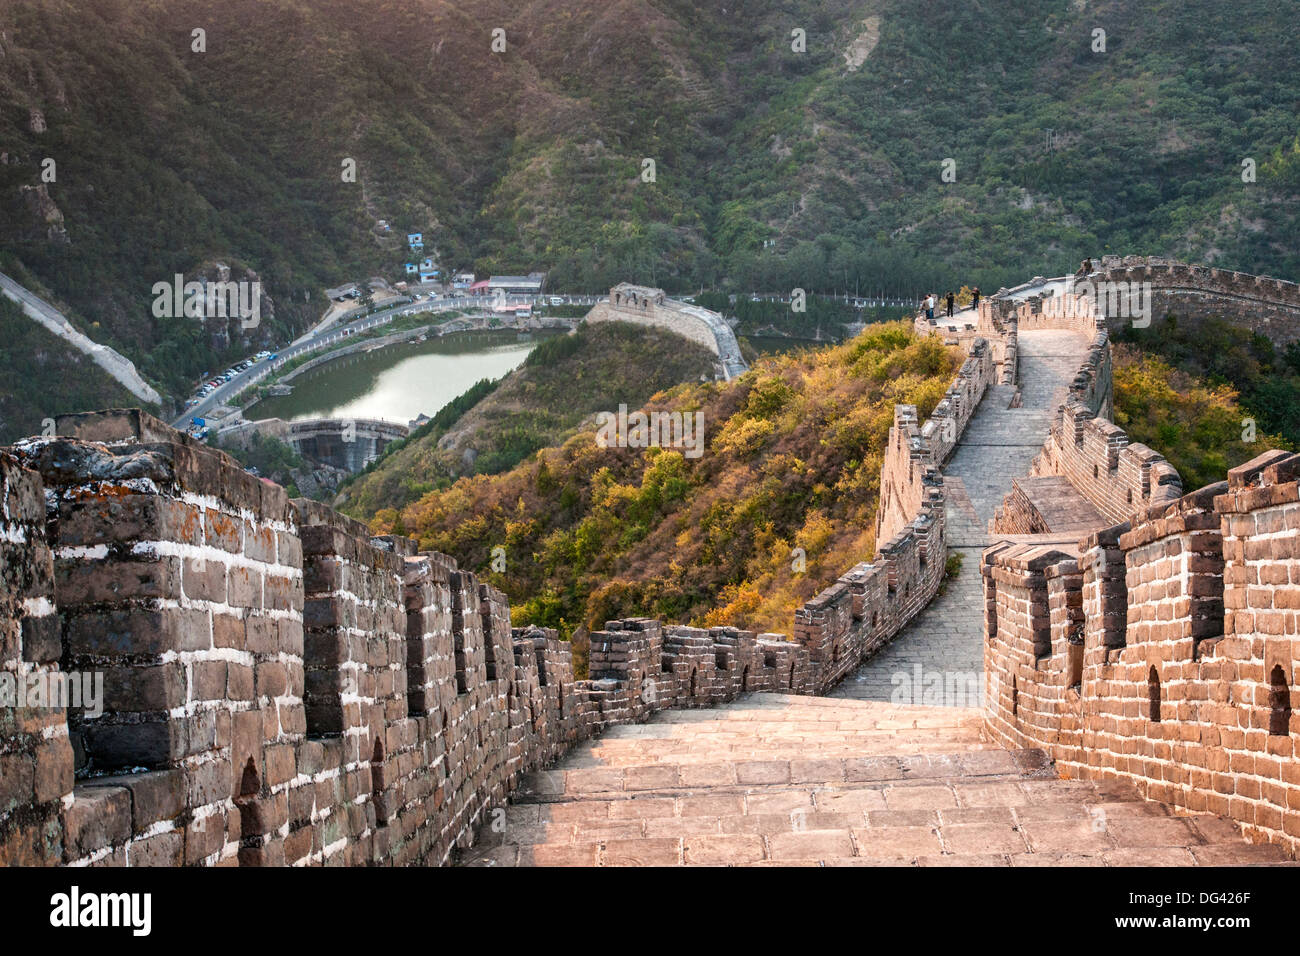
[788,332,1001,693]
[0,409,823,867]
[988,283,1180,534]
[983,449,1300,855]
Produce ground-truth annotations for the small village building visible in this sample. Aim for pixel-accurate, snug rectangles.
[325,282,361,301]
[488,273,546,295]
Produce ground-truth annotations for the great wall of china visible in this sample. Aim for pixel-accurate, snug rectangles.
[1,255,1298,867]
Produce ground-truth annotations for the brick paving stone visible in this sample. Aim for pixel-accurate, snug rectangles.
[939,823,1030,855]
[852,825,943,860]
[735,761,791,785]
[684,835,766,865]
[884,784,957,810]
[767,830,856,861]
[745,790,816,814]
[813,789,889,813]
[601,838,682,866]
[475,688,1284,865]
[1020,820,1116,854]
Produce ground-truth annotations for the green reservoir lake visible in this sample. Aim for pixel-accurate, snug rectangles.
[247,330,560,425]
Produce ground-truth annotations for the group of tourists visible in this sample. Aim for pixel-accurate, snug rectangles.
[923,287,980,321]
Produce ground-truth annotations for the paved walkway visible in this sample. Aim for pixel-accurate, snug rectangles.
[460,695,1287,866]
[829,329,1092,703]
[458,328,1295,866]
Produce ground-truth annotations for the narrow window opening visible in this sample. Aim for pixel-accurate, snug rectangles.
[371,737,389,827]
[1269,665,1291,736]
[236,757,263,867]
[1148,667,1162,723]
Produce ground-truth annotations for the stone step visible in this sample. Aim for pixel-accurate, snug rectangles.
[522,748,1052,794]
[568,697,993,765]
[462,772,1292,866]
[457,692,1294,867]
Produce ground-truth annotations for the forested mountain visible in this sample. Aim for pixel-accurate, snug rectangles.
[2,0,1298,411]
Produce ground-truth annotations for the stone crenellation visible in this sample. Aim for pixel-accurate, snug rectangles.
[0,409,830,867]
[0,314,1008,866]
[987,282,1180,534]
[983,449,1300,855]
[971,263,1300,857]
[1092,254,1300,344]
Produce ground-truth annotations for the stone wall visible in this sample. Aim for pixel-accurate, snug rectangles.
[796,335,999,692]
[584,284,718,355]
[1018,398,1182,527]
[990,288,1179,531]
[0,410,818,867]
[0,452,71,866]
[1094,255,1300,344]
[984,449,1300,856]
[875,339,996,545]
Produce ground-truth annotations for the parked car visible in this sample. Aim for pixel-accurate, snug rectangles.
[549,296,564,306]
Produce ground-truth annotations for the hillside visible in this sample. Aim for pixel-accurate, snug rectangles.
[1111,316,1300,489]
[2,0,1299,416]
[0,294,142,442]
[364,322,961,638]
[337,322,718,518]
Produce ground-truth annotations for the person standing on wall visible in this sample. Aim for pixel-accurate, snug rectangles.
[972,286,981,310]
[925,293,935,321]
[946,291,955,317]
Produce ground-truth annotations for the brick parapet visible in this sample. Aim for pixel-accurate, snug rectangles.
[0,410,822,867]
[987,281,1182,534]
[803,328,998,697]
[0,452,71,866]
[1094,255,1300,345]
[983,451,1300,857]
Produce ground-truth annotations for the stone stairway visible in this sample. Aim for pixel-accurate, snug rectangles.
[458,694,1288,866]
[830,328,1094,703]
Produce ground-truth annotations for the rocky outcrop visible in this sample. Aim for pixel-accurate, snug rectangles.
[18,183,68,244]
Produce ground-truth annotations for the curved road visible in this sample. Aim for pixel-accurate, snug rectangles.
[175,288,921,430]
[173,294,603,429]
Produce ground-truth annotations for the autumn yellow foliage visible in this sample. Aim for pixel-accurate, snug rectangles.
[370,322,961,641]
